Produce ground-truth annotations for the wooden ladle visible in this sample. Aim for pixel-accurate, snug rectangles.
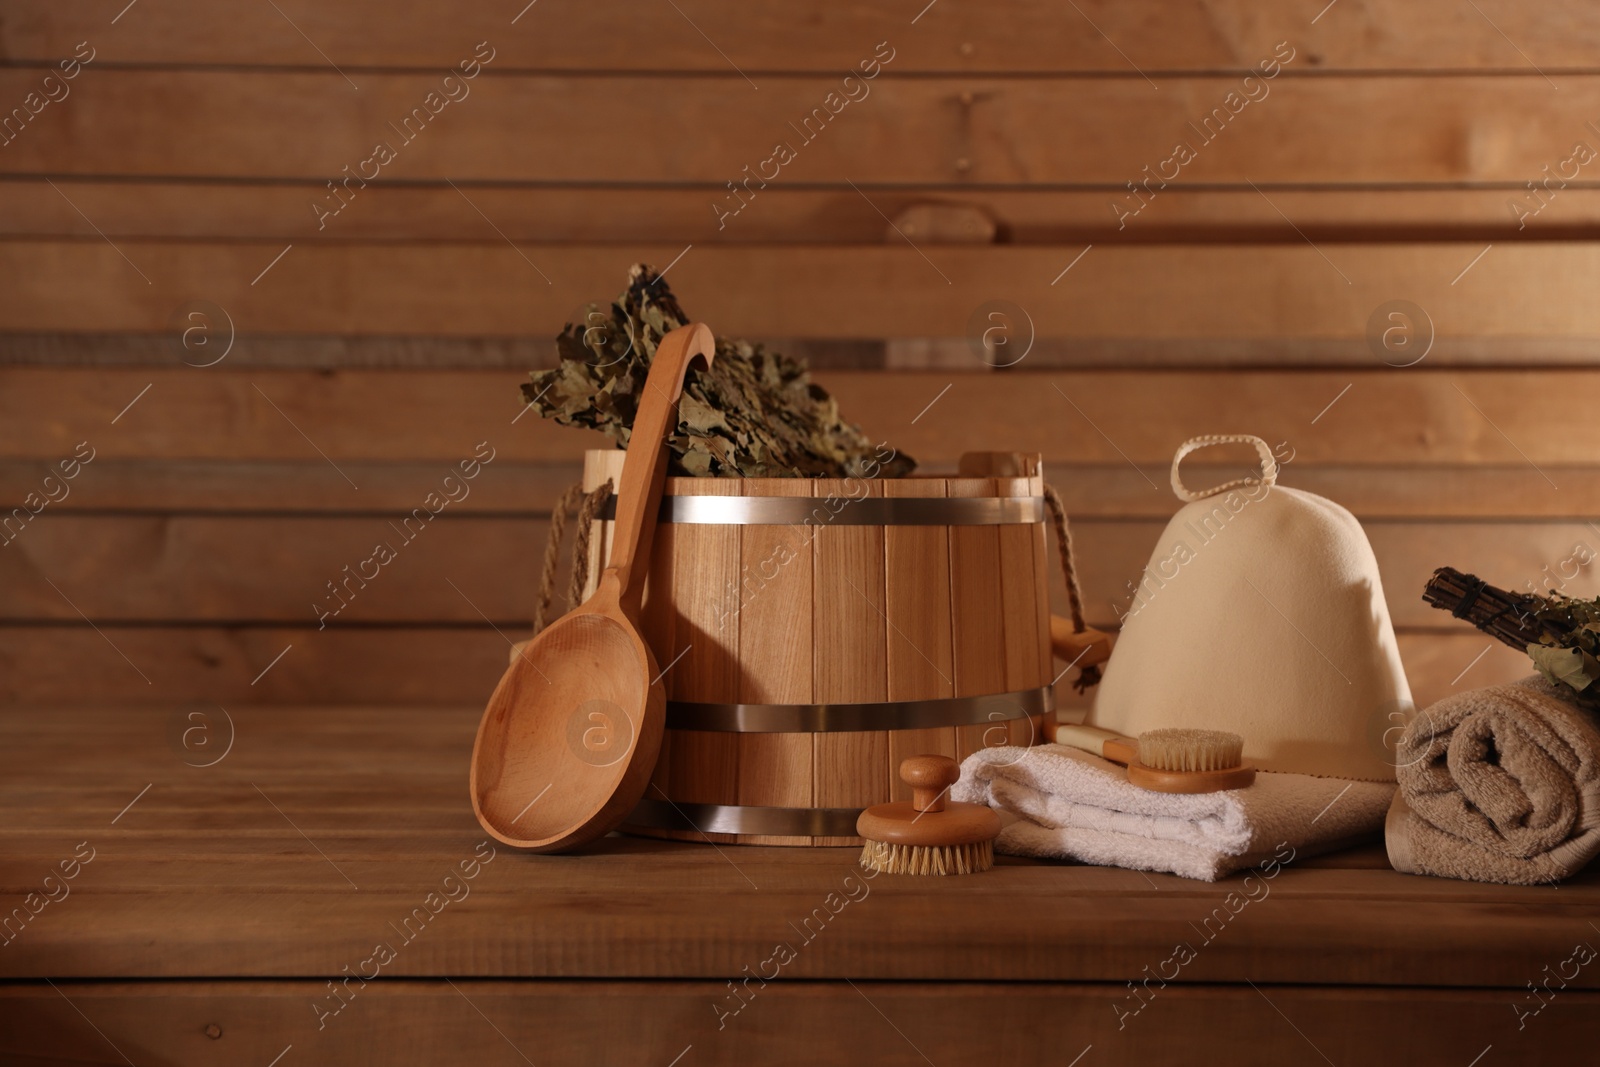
[469,323,716,852]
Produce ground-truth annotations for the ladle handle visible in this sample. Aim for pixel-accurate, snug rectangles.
[602,322,716,616]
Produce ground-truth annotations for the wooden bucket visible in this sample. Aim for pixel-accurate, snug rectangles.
[577,449,1056,846]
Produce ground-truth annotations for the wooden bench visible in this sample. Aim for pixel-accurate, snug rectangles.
[4,705,1596,1064]
[8,1,1600,1060]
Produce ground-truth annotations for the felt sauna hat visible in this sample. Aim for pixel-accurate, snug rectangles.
[1089,434,1410,782]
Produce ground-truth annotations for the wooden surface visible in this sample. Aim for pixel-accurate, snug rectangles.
[3,0,1600,350]
[10,0,1600,71]
[9,73,1599,186]
[0,362,1583,714]
[14,243,1600,341]
[7,0,1599,1057]
[11,367,1600,464]
[17,184,1600,245]
[7,982,1600,1067]
[3,705,1598,1065]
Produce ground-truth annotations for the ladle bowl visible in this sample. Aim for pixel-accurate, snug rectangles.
[469,323,715,852]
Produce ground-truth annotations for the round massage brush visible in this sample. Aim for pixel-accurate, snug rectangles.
[1053,724,1256,794]
[857,756,1001,876]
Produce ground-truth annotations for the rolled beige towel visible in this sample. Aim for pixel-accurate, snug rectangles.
[1387,676,1600,885]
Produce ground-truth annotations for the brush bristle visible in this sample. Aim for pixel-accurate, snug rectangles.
[858,839,994,876]
[1136,728,1245,772]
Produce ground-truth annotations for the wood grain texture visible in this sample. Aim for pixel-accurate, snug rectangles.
[2,704,1599,1004]
[0,440,1566,713]
[0,458,1594,520]
[11,304,1600,389]
[7,71,1600,186]
[810,478,888,842]
[0,513,550,624]
[8,0,1600,71]
[734,479,814,843]
[0,458,584,513]
[947,478,1009,761]
[3,979,1595,1066]
[664,479,740,807]
[997,476,1049,688]
[8,368,1600,468]
[12,514,1591,628]
[882,476,958,799]
[11,181,1600,244]
[8,243,1600,340]
[25,330,1600,370]
[0,625,512,705]
[1018,466,1055,746]
[0,627,1533,709]
[954,454,1053,749]
[0,5,1590,1042]
[12,0,1600,73]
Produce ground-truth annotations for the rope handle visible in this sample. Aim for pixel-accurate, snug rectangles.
[1043,484,1087,635]
[1170,434,1277,503]
[1043,482,1101,692]
[531,480,613,634]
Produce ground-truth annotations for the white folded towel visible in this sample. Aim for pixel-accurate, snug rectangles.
[954,744,1396,881]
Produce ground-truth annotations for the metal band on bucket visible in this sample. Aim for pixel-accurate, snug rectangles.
[597,495,1045,526]
[625,799,864,838]
[665,685,1053,733]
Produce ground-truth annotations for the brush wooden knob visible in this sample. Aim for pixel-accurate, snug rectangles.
[900,755,959,813]
[856,755,1000,848]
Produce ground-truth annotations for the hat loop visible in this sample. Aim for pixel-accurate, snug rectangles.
[1170,434,1278,503]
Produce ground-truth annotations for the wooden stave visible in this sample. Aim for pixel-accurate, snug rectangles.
[579,451,1053,845]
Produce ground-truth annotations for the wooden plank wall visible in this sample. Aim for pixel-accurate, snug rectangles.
[2,0,1598,713]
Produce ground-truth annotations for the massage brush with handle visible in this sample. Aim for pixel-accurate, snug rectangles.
[1052,723,1256,794]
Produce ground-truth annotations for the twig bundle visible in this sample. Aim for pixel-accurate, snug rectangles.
[1422,566,1600,707]
[521,263,916,478]
[1421,567,1554,650]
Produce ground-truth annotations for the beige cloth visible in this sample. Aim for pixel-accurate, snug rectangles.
[1091,435,1409,781]
[1386,676,1600,885]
